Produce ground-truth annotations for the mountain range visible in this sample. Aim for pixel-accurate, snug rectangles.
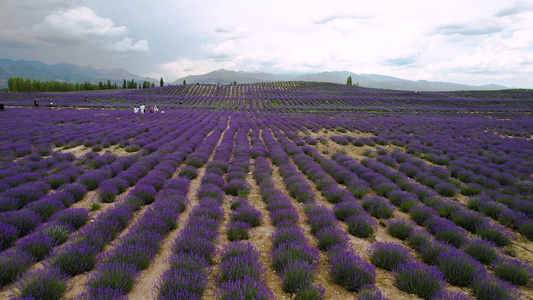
[0,58,507,91]
[0,58,156,89]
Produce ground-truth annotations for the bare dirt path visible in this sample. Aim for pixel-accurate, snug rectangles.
[245,163,285,298]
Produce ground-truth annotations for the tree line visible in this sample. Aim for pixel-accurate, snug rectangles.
[7,77,164,93]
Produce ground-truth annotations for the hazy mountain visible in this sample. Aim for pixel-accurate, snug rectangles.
[0,59,507,91]
[172,69,298,85]
[0,58,157,88]
[295,71,506,91]
[173,69,507,91]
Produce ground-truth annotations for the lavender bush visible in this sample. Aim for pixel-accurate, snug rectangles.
[369,242,412,271]
[346,214,377,238]
[394,261,444,299]
[329,248,376,292]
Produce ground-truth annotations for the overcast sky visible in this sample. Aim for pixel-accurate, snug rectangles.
[1,0,532,88]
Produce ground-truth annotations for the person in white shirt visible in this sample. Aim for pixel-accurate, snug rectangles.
[134,106,139,114]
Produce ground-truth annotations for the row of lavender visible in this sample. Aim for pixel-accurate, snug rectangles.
[263,117,463,299]
[1,110,213,254]
[1,112,227,298]
[154,113,231,299]
[264,114,530,299]
[1,107,531,299]
[0,108,218,162]
[72,112,227,299]
[328,132,533,241]
[215,117,273,299]
[329,151,527,298]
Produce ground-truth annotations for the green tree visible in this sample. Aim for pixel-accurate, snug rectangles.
[347,75,352,86]
[160,77,164,87]
[7,77,14,92]
[183,80,186,85]
[122,79,127,89]
[151,82,155,88]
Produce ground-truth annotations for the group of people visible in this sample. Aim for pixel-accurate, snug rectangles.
[33,99,54,107]
[134,104,163,114]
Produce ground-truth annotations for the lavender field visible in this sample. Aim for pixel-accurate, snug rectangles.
[0,82,532,300]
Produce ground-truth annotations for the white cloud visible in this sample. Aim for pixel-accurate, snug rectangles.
[32,6,128,40]
[0,4,148,54]
[214,27,252,40]
[2,0,532,87]
[109,38,149,52]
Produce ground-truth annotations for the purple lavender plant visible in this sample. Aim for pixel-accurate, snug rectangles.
[346,214,377,238]
[230,204,262,227]
[334,201,364,221]
[0,222,18,251]
[86,262,140,297]
[0,209,43,237]
[369,242,412,271]
[0,250,36,286]
[329,248,376,292]
[50,207,90,230]
[394,261,444,299]
[17,233,57,261]
[463,239,499,265]
[435,249,484,287]
[475,221,514,247]
[362,196,395,219]
[315,226,348,251]
[471,273,521,300]
[59,182,87,202]
[15,267,69,300]
[216,277,274,300]
[492,256,533,286]
[154,267,207,300]
[386,218,415,240]
[25,198,65,220]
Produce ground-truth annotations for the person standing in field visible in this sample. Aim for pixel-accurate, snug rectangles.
[0,103,4,111]
[34,99,39,107]
[49,99,53,107]
[134,106,139,114]
[140,103,145,114]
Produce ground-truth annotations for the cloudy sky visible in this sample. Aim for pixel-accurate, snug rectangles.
[1,0,532,88]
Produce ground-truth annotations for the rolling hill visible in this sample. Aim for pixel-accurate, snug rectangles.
[173,70,506,91]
